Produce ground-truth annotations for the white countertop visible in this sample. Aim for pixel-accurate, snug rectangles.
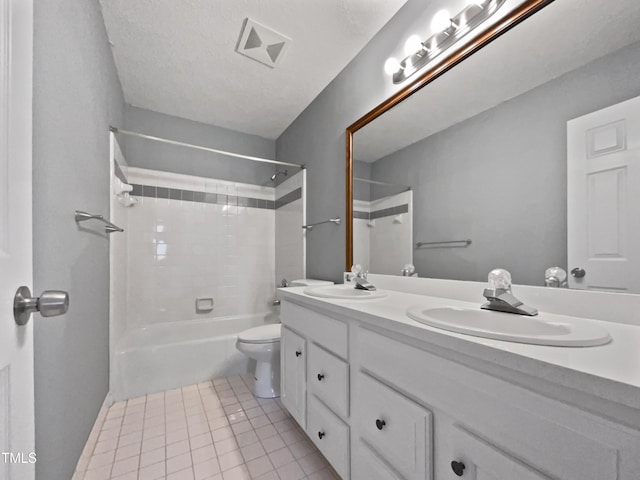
[278,285,640,413]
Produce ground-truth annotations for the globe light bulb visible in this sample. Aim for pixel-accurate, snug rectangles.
[384,57,402,75]
[430,9,451,34]
[404,35,424,56]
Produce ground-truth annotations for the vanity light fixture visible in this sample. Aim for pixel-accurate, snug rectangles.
[386,0,507,84]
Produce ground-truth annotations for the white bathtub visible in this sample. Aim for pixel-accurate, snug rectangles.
[111,313,277,401]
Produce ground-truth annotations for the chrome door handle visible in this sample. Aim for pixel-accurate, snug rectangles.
[571,267,586,278]
[14,286,69,325]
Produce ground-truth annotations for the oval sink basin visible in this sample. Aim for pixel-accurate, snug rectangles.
[304,285,387,300]
[406,306,611,347]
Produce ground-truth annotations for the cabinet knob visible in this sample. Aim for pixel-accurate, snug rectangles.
[451,461,466,476]
[375,419,386,430]
[318,431,325,440]
[295,350,302,357]
[317,373,325,381]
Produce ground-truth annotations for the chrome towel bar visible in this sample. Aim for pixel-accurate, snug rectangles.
[74,210,124,234]
[302,217,341,230]
[416,239,471,248]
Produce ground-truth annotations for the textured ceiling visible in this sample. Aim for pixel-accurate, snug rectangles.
[355,0,640,162]
[99,0,407,139]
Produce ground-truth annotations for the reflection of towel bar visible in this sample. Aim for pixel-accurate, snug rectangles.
[302,217,341,230]
[74,210,124,234]
[416,239,471,248]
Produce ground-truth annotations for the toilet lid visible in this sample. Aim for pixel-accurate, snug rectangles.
[237,324,282,344]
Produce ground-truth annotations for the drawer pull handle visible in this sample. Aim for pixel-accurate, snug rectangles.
[318,431,325,440]
[375,419,386,430]
[295,350,302,357]
[451,461,466,477]
[317,373,325,381]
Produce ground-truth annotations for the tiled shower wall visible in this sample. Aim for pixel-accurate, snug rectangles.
[125,168,276,329]
[275,171,306,286]
[353,190,413,275]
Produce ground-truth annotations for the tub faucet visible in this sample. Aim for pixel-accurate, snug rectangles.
[481,269,537,316]
[351,265,376,291]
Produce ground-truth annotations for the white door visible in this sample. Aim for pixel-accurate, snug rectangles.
[567,96,640,293]
[0,0,34,479]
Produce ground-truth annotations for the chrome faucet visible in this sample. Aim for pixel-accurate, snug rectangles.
[401,264,416,277]
[481,269,537,316]
[351,265,376,291]
[544,267,568,288]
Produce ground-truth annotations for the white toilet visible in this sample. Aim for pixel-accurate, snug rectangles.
[236,324,282,398]
[236,279,333,398]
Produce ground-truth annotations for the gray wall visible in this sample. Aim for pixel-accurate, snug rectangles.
[277,0,461,282]
[123,105,277,185]
[371,41,640,286]
[33,0,125,478]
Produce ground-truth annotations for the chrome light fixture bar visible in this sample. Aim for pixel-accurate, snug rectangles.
[390,0,507,84]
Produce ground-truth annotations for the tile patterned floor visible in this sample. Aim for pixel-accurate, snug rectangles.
[81,376,339,480]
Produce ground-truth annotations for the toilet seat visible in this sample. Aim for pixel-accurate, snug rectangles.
[237,324,281,344]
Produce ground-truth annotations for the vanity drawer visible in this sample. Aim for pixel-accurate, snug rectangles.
[352,441,403,480]
[353,372,432,480]
[281,301,348,359]
[308,342,349,419]
[307,395,350,479]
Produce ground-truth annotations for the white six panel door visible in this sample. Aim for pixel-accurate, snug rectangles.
[567,95,640,293]
[0,0,34,479]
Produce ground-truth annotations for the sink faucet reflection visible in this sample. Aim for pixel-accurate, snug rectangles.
[351,265,377,291]
[481,269,538,316]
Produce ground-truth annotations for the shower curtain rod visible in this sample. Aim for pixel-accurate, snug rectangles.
[354,177,410,190]
[110,127,305,169]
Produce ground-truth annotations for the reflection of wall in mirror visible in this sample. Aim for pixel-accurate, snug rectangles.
[368,40,640,286]
[353,190,412,275]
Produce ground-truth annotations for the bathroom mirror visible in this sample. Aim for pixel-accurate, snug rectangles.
[347,0,640,293]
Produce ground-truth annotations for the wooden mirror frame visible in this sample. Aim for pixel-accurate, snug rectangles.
[345,0,554,270]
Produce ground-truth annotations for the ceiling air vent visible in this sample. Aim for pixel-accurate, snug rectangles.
[236,18,290,68]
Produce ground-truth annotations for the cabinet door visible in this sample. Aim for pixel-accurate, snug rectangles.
[353,441,403,480]
[281,327,306,428]
[451,426,551,480]
[353,373,432,480]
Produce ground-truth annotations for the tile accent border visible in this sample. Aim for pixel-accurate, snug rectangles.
[354,203,409,220]
[275,187,302,209]
[131,183,303,211]
[131,184,276,210]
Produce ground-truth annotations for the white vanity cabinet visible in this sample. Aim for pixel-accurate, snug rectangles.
[280,301,352,479]
[279,298,640,480]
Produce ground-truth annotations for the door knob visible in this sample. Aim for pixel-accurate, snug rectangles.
[14,286,69,326]
[571,267,586,278]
